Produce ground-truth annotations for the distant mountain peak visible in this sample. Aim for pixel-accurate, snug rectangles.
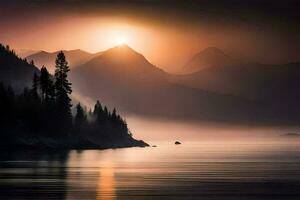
[105,44,139,55]
[200,47,228,56]
[183,47,234,74]
[73,44,166,82]
[97,44,151,66]
[114,44,131,49]
[63,49,90,54]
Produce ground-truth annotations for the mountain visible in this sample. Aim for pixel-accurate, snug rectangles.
[14,49,39,58]
[173,62,300,100]
[183,47,235,74]
[71,45,279,124]
[26,49,102,73]
[0,44,39,91]
[171,62,300,121]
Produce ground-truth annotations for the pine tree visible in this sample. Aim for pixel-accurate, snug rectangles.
[40,67,48,99]
[93,100,102,115]
[104,106,109,117]
[40,66,55,101]
[93,100,107,124]
[31,72,39,99]
[54,51,72,131]
[111,108,117,122]
[75,103,87,129]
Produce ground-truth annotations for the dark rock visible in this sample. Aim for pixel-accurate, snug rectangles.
[175,141,181,145]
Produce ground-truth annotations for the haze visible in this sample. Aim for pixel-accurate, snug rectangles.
[1,0,299,73]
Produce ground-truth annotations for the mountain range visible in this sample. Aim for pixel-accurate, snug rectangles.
[2,44,300,124]
[69,45,286,124]
[26,49,102,73]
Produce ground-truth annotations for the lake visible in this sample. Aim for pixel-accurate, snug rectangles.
[0,140,300,200]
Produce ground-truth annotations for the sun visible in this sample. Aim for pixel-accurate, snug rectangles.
[115,36,128,46]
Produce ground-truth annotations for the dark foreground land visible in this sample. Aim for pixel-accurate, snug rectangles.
[0,44,148,150]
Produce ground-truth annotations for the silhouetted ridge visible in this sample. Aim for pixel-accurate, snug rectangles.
[0,44,39,91]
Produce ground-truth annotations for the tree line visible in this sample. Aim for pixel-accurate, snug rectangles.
[0,45,132,148]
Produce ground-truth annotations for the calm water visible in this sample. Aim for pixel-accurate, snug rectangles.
[0,140,300,200]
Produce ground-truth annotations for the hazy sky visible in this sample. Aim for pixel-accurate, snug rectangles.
[0,0,299,72]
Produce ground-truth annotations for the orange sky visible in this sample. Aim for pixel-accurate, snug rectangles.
[1,1,299,73]
[2,16,214,72]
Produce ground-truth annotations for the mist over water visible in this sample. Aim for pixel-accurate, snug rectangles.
[1,111,300,199]
[126,115,300,142]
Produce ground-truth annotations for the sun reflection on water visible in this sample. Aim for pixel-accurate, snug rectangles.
[97,161,116,200]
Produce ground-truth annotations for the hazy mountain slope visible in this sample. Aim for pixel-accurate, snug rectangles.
[0,45,39,91]
[171,62,300,121]
[183,47,235,74]
[173,62,300,101]
[26,49,102,73]
[15,49,39,58]
[71,45,279,124]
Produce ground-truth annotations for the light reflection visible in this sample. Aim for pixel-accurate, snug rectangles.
[62,140,300,200]
[97,161,116,200]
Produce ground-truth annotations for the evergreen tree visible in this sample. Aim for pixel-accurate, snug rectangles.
[93,100,102,115]
[54,51,72,131]
[111,108,117,122]
[31,72,39,99]
[40,66,55,101]
[40,66,48,99]
[104,106,109,117]
[94,100,108,124]
[75,103,87,128]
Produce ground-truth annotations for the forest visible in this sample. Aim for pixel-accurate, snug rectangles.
[0,44,148,149]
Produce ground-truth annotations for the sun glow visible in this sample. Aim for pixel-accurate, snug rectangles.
[115,36,128,45]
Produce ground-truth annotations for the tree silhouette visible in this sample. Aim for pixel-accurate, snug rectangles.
[111,108,117,122]
[40,66,55,101]
[104,106,109,117]
[75,103,88,129]
[31,72,40,99]
[54,51,72,132]
[94,100,107,124]
[93,100,102,114]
